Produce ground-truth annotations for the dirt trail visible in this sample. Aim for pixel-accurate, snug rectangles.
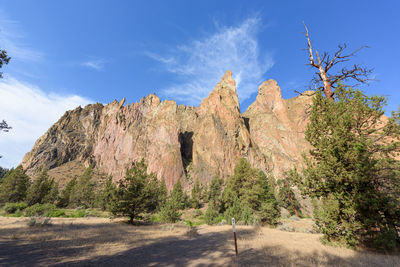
[0,217,398,266]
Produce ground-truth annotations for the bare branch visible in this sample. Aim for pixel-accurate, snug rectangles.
[303,22,318,68]
[294,90,316,97]
[0,120,11,132]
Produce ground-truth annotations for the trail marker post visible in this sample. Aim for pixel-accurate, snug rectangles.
[232,218,238,256]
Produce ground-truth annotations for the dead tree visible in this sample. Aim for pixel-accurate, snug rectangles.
[301,23,373,100]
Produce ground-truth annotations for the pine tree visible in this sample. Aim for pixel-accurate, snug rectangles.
[292,85,400,249]
[159,197,181,223]
[98,177,117,211]
[207,177,223,202]
[190,179,202,209]
[26,170,58,206]
[277,177,302,217]
[222,158,280,225]
[0,166,30,204]
[158,178,168,208]
[69,167,97,208]
[170,179,188,210]
[111,159,160,223]
[57,176,77,208]
[205,200,220,225]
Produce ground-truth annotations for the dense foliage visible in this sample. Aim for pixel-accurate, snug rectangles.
[0,166,30,204]
[26,170,59,206]
[190,179,202,209]
[69,167,97,208]
[291,85,400,249]
[203,158,280,226]
[277,177,302,217]
[110,159,165,223]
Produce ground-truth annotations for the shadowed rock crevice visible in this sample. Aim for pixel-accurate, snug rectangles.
[243,117,250,133]
[179,131,193,175]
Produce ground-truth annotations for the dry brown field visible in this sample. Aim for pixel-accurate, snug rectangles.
[0,217,398,266]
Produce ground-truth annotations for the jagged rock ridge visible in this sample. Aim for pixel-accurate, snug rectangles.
[21,71,313,189]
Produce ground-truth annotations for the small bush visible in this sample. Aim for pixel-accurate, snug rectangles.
[4,202,27,214]
[24,203,56,217]
[159,200,181,223]
[205,201,220,225]
[194,209,203,217]
[67,209,87,218]
[372,227,398,250]
[150,213,162,223]
[45,209,66,217]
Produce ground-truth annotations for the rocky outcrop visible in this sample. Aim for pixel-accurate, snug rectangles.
[243,80,312,177]
[21,71,313,189]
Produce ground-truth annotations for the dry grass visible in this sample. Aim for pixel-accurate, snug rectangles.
[0,217,398,266]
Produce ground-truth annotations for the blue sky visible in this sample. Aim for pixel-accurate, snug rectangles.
[0,0,399,168]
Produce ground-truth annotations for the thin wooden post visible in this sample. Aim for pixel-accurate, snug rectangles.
[232,218,238,256]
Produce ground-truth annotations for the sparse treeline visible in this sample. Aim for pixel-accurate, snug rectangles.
[0,158,299,226]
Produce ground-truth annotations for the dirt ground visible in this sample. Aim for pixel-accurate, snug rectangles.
[0,217,399,267]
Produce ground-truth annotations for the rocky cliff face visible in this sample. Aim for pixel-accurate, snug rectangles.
[21,71,313,189]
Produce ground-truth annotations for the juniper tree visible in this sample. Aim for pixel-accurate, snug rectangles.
[26,170,58,206]
[0,166,30,204]
[98,177,117,211]
[222,158,279,225]
[69,167,97,208]
[291,85,400,249]
[170,178,188,210]
[57,176,77,208]
[111,159,160,224]
[190,178,202,209]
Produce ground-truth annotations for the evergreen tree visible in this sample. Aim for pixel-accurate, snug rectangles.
[144,173,162,213]
[0,166,30,204]
[207,177,223,203]
[204,200,220,225]
[57,176,77,208]
[291,85,400,249]
[277,177,302,217]
[111,159,160,223]
[190,179,202,209]
[257,171,280,225]
[159,197,181,223]
[170,179,188,210]
[26,170,58,206]
[158,178,168,208]
[98,177,117,211]
[69,167,97,208]
[222,158,280,225]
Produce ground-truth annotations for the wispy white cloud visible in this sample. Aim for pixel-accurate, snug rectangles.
[0,78,92,168]
[80,59,106,71]
[0,10,43,62]
[148,17,274,106]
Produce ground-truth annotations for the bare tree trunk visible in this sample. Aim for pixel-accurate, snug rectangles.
[286,179,299,217]
[318,66,333,100]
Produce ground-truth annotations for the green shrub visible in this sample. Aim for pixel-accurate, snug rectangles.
[24,203,56,217]
[194,209,203,217]
[159,199,181,223]
[0,166,30,204]
[222,159,280,226]
[205,201,220,225]
[67,209,87,218]
[45,209,66,217]
[372,227,398,250]
[4,202,27,214]
[150,213,162,223]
